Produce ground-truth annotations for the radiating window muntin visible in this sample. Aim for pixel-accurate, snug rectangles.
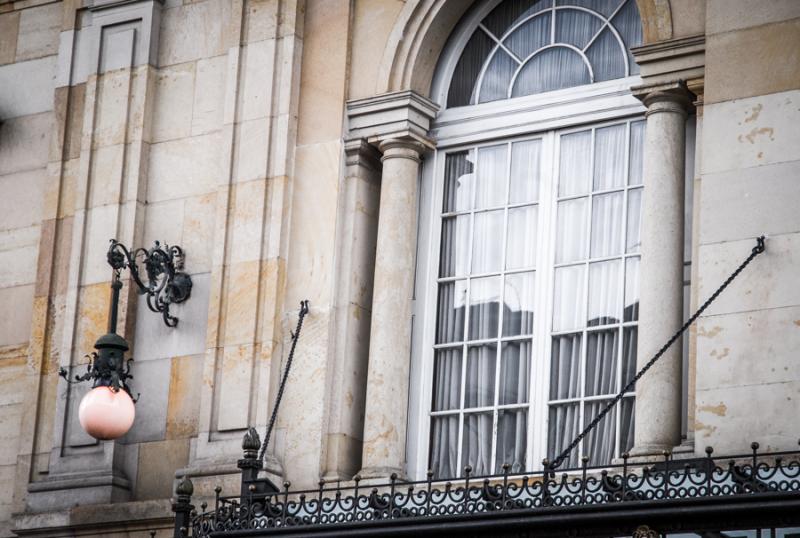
[446,0,642,107]
[430,118,643,478]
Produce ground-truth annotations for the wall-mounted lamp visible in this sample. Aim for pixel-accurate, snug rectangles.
[59,239,193,440]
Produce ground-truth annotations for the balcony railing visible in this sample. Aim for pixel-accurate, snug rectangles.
[172,433,800,537]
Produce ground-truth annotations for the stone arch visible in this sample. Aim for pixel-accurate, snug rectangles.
[376,0,672,98]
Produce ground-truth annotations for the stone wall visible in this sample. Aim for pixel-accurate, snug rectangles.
[694,0,800,453]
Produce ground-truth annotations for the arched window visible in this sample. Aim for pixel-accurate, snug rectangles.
[410,0,651,480]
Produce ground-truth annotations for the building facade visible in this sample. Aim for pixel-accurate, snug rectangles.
[0,0,798,536]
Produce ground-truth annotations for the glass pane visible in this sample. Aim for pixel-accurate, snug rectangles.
[472,210,504,273]
[593,124,626,191]
[503,272,535,336]
[626,187,642,253]
[556,0,623,19]
[556,197,589,263]
[510,139,541,204]
[550,334,581,400]
[496,409,527,473]
[443,151,475,212]
[620,397,635,453]
[559,131,592,197]
[553,265,585,332]
[624,256,639,322]
[436,281,467,343]
[439,215,470,277]
[590,191,624,257]
[469,276,501,340]
[500,341,531,404]
[447,30,494,107]
[548,403,580,468]
[475,145,508,209]
[506,205,538,269]
[465,344,497,408]
[629,121,644,185]
[555,8,602,50]
[585,27,626,82]
[588,259,621,326]
[462,412,493,476]
[433,348,463,411]
[479,50,517,104]
[505,12,551,59]
[613,0,643,74]
[512,46,592,98]
[430,415,460,479]
[583,401,616,466]
[585,329,619,396]
[622,326,637,388]
[483,0,548,40]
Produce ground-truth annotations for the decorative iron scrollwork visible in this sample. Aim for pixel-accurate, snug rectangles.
[107,239,193,327]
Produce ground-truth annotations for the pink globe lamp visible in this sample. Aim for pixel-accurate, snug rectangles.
[78,386,136,440]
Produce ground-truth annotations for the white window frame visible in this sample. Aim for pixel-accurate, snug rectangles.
[408,72,646,479]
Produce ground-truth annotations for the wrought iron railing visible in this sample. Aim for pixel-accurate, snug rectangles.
[172,432,800,537]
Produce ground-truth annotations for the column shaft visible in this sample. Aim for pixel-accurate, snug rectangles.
[632,88,692,456]
[359,139,425,478]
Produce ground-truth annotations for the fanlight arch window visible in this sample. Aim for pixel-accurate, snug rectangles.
[447,0,643,107]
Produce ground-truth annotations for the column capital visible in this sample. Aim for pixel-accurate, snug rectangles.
[631,81,695,117]
[378,137,427,163]
[344,138,383,172]
[346,90,438,150]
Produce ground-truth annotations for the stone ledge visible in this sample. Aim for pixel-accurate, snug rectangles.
[346,90,438,148]
[14,499,173,537]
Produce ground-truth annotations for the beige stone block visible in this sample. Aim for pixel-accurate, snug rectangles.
[61,0,81,30]
[285,142,341,308]
[244,0,278,43]
[158,0,224,67]
[669,0,705,39]
[698,233,800,318]
[191,55,226,136]
[53,216,73,296]
[706,0,800,35]
[88,144,125,207]
[695,381,800,454]
[63,83,86,161]
[0,12,20,65]
[34,218,55,297]
[80,205,119,285]
[135,439,190,500]
[705,19,800,105]
[0,226,39,259]
[702,90,800,175]
[165,355,202,439]
[240,38,275,121]
[0,112,52,175]
[0,285,34,347]
[699,160,800,245]
[75,282,111,356]
[696,306,800,392]
[0,168,46,230]
[229,180,267,263]
[233,118,270,182]
[296,0,348,145]
[93,69,134,148]
[143,198,185,250]
[152,62,196,143]
[0,55,57,119]
[58,158,80,219]
[15,2,60,62]
[0,244,38,288]
[216,343,256,431]
[147,132,222,202]
[348,0,403,101]
[181,193,216,274]
[0,401,22,465]
[222,260,260,346]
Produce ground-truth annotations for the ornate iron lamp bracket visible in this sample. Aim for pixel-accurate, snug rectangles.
[107,239,193,327]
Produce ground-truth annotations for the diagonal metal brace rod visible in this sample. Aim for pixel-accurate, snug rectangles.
[259,300,310,464]
[548,236,766,471]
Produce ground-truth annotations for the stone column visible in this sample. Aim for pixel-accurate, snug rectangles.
[631,82,694,457]
[358,137,426,479]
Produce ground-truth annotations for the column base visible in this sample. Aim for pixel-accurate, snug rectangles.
[626,438,693,464]
[356,466,405,484]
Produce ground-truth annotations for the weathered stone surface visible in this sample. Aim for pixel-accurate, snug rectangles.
[147,133,222,202]
[0,112,52,176]
[15,2,60,62]
[0,285,34,346]
[705,19,800,104]
[706,0,800,35]
[0,12,20,66]
[151,62,196,143]
[135,438,190,500]
[0,56,56,119]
